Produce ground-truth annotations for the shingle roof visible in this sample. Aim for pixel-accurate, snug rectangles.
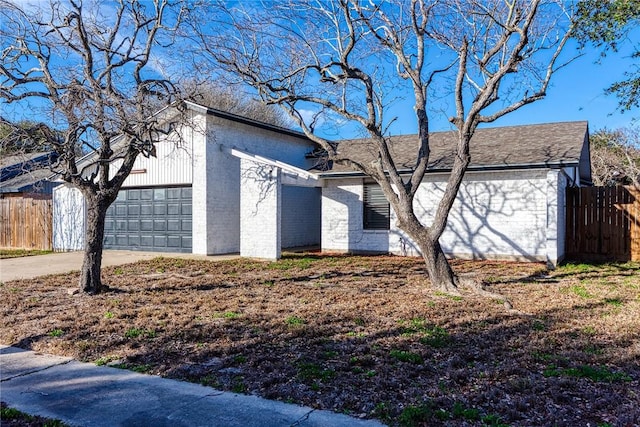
[0,151,52,170]
[0,168,55,193]
[319,121,589,175]
[0,151,58,193]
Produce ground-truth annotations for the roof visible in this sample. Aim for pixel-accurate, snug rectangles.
[1,151,53,171]
[0,168,57,193]
[185,101,311,141]
[0,151,58,194]
[318,121,589,176]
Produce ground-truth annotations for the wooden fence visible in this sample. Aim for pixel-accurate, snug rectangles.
[565,186,640,262]
[0,193,53,251]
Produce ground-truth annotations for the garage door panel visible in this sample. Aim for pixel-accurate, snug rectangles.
[104,186,192,253]
[140,189,153,200]
[154,204,166,215]
[167,188,181,199]
[167,236,181,248]
[167,203,180,215]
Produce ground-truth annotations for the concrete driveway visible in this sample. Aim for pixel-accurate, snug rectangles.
[0,250,238,282]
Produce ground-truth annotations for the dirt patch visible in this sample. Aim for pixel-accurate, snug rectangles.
[1,254,639,426]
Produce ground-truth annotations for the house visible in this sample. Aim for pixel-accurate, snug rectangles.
[318,121,591,266]
[52,102,322,257]
[52,103,591,266]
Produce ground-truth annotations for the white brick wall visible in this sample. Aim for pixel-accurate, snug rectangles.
[546,169,569,266]
[321,179,390,253]
[240,159,281,259]
[322,169,563,262]
[281,185,321,248]
[190,112,211,254]
[201,114,317,255]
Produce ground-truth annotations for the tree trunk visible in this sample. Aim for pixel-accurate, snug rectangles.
[416,236,459,293]
[79,199,108,294]
[395,213,459,293]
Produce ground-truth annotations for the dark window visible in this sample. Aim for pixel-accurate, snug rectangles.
[363,182,390,230]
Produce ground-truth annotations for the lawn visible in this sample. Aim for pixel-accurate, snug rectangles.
[1,254,638,426]
[0,249,53,259]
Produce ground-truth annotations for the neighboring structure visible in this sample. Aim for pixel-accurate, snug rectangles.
[52,106,591,266]
[0,151,59,195]
[319,122,591,266]
[1,151,59,250]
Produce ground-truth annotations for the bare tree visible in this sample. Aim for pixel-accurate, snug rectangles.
[1,0,184,294]
[0,118,60,156]
[179,80,291,127]
[590,127,640,188]
[192,0,575,292]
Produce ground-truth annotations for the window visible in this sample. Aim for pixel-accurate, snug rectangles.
[363,182,390,230]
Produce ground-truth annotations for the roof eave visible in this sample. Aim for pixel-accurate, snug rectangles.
[317,161,581,179]
[184,101,312,142]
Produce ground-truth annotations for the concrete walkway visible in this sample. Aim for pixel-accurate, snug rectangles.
[0,346,383,427]
[0,250,238,282]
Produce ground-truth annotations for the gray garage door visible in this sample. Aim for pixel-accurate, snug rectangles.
[104,186,192,253]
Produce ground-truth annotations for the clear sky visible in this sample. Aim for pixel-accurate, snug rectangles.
[407,35,640,134]
[3,2,638,137]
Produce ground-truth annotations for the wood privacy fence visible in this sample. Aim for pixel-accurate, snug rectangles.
[566,186,640,262]
[0,193,53,251]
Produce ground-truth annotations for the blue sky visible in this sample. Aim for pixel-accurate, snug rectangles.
[4,1,637,138]
[399,36,640,134]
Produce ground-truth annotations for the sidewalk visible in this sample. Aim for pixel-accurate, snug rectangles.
[0,345,385,427]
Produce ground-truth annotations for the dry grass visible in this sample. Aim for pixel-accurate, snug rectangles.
[1,254,639,426]
[0,249,53,259]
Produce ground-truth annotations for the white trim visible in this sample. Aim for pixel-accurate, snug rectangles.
[220,145,321,187]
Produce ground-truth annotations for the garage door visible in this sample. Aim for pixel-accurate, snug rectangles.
[104,186,192,253]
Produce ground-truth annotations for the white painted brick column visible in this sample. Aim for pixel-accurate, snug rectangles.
[546,169,560,267]
[190,113,210,254]
[240,159,281,259]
